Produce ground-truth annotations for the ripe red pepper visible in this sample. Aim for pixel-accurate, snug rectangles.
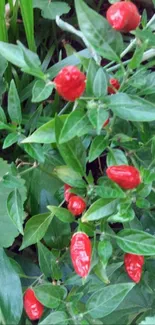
[106,165,141,189]
[106,1,141,33]
[124,253,144,283]
[103,118,110,127]
[54,66,86,101]
[70,232,92,278]
[64,184,74,203]
[23,288,44,320]
[68,195,86,216]
[108,78,120,94]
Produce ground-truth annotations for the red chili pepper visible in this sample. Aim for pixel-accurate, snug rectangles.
[23,288,44,320]
[70,232,92,278]
[64,184,74,203]
[103,118,110,128]
[106,1,141,33]
[54,66,86,101]
[108,78,120,94]
[68,195,86,216]
[124,253,144,283]
[106,165,141,189]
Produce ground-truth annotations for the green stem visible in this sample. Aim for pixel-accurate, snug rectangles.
[19,163,39,176]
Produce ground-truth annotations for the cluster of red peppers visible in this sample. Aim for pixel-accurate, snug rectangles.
[23,2,143,321]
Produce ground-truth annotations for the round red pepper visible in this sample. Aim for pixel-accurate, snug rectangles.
[23,288,44,320]
[64,184,74,203]
[108,78,120,94]
[124,253,144,283]
[106,165,141,189]
[106,1,141,33]
[54,66,86,101]
[68,195,86,216]
[70,232,92,278]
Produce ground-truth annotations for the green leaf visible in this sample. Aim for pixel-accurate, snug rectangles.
[8,80,22,124]
[32,80,54,103]
[82,198,117,222]
[108,93,155,122]
[55,115,86,176]
[34,284,67,309]
[107,149,128,166]
[19,0,36,52]
[88,105,109,135]
[59,108,92,144]
[0,106,6,123]
[75,0,123,61]
[98,240,113,266]
[0,248,23,324]
[20,213,53,250]
[86,283,134,318]
[39,311,68,325]
[7,189,24,235]
[37,242,56,278]
[0,41,27,68]
[41,2,70,20]
[3,133,18,149]
[139,316,155,325]
[54,166,86,188]
[116,229,155,255]
[47,206,75,223]
[108,207,135,223]
[86,59,98,96]
[93,67,107,97]
[96,181,126,199]
[88,136,108,162]
[23,143,45,163]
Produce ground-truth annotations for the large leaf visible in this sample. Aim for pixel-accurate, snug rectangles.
[0,248,23,324]
[48,206,75,223]
[54,165,86,188]
[7,189,24,235]
[37,242,56,278]
[20,213,53,249]
[88,136,108,162]
[32,80,54,103]
[116,229,155,255]
[86,283,134,319]
[75,0,123,61]
[108,93,155,122]
[55,115,86,176]
[59,108,92,143]
[82,198,117,222]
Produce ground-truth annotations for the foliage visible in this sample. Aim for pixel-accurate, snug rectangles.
[1,0,155,324]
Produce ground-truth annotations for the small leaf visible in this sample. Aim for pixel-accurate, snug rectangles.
[88,105,109,135]
[20,213,53,250]
[8,80,22,124]
[39,311,68,325]
[47,206,75,223]
[3,133,18,149]
[7,189,24,234]
[88,136,108,162]
[107,149,128,166]
[38,242,56,278]
[82,198,117,222]
[32,80,54,103]
[93,67,107,97]
[34,284,67,308]
[54,165,86,188]
[98,240,113,266]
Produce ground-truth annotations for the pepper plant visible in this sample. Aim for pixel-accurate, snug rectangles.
[1,0,155,324]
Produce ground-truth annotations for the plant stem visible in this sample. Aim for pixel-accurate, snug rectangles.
[19,162,38,176]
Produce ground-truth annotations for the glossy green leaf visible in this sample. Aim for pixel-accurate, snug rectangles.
[75,0,123,61]
[96,181,126,199]
[55,115,86,176]
[108,93,155,122]
[86,59,98,96]
[47,206,75,223]
[108,207,135,223]
[8,80,22,124]
[98,240,113,266]
[86,283,134,318]
[88,136,108,162]
[7,189,24,235]
[3,133,18,149]
[93,67,107,97]
[116,229,155,255]
[0,248,23,324]
[37,242,56,278]
[20,213,53,250]
[32,80,54,103]
[19,0,36,51]
[39,311,68,325]
[82,198,117,222]
[34,284,67,308]
[59,108,92,144]
[88,105,109,135]
[107,149,128,166]
[54,165,86,188]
